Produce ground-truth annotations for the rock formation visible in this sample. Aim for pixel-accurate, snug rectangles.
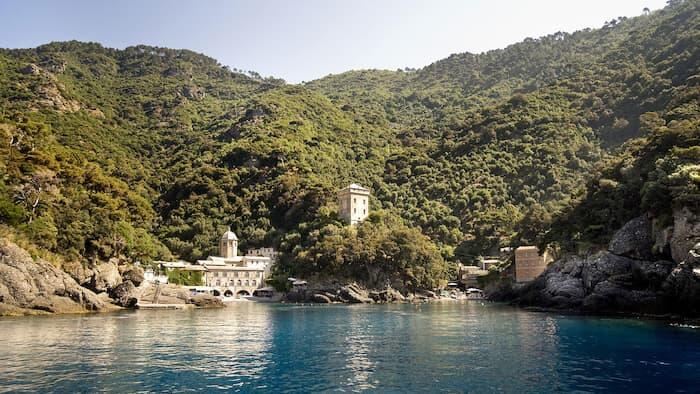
[490,210,700,317]
[287,281,432,304]
[0,239,105,315]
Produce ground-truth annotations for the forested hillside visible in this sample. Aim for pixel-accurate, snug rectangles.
[0,1,697,287]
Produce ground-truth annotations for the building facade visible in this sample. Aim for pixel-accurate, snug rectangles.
[514,246,552,283]
[246,247,279,262]
[457,264,489,288]
[159,228,275,297]
[338,183,370,225]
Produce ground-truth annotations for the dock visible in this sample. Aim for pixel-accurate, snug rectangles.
[136,303,193,310]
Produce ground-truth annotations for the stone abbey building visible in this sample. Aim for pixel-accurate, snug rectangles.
[158,228,275,297]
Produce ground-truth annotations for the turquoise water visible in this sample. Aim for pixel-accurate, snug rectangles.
[1,302,699,393]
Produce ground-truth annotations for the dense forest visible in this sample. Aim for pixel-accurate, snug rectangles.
[0,1,697,288]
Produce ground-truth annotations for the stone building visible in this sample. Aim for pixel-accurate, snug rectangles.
[195,228,274,296]
[457,264,489,288]
[159,228,274,297]
[338,183,370,225]
[514,246,552,283]
[246,247,279,262]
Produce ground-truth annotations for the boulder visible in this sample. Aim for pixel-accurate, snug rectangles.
[608,215,654,260]
[110,281,139,307]
[121,266,145,286]
[62,260,93,286]
[0,238,104,315]
[338,283,373,303]
[20,63,41,75]
[89,262,122,293]
[189,293,224,308]
[580,252,635,291]
[311,293,332,303]
[544,274,585,300]
[138,283,190,305]
[370,287,406,303]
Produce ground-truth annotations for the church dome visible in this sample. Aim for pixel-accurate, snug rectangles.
[221,227,238,241]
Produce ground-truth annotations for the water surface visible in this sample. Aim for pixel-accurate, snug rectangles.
[1,302,699,392]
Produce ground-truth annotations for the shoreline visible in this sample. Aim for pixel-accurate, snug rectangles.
[513,304,700,325]
[5,296,700,327]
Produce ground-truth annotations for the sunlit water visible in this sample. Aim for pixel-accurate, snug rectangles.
[1,302,699,393]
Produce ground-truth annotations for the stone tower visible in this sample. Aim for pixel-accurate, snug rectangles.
[338,184,370,225]
[219,227,238,258]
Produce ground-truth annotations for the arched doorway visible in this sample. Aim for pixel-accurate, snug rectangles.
[224,289,234,297]
[237,290,250,297]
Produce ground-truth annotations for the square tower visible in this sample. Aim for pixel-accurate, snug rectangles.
[338,183,370,225]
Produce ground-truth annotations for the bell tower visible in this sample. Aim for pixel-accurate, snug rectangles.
[219,227,238,258]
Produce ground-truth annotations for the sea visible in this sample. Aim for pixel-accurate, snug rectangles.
[1,301,699,393]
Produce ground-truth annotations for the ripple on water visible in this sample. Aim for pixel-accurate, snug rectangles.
[1,303,700,392]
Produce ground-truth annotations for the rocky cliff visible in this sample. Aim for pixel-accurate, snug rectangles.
[0,236,224,316]
[0,238,108,315]
[489,209,700,317]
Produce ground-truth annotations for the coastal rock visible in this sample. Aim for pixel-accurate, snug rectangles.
[89,262,122,293]
[632,260,674,288]
[369,288,406,303]
[0,238,104,315]
[110,281,139,307]
[338,283,373,303]
[608,215,654,260]
[139,283,190,305]
[190,293,224,308]
[580,252,634,291]
[121,266,145,286]
[662,264,700,315]
[671,207,700,264]
[62,260,93,286]
[311,293,332,303]
[545,273,585,302]
[505,250,674,312]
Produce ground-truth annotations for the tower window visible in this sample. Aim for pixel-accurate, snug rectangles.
[353,198,356,203]
[354,208,356,213]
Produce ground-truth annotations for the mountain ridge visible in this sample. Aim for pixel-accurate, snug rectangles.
[0,0,697,290]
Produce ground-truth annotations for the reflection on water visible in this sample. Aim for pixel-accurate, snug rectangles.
[1,302,699,393]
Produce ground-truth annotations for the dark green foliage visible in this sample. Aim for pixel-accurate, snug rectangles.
[0,1,697,286]
[166,269,204,286]
[276,210,447,290]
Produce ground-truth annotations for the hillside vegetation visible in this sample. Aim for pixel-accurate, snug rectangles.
[0,1,697,288]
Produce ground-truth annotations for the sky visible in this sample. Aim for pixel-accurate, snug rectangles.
[0,0,668,83]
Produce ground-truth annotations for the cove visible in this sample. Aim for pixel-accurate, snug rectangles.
[1,302,699,393]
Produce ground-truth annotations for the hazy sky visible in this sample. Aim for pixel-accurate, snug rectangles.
[0,0,667,82]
